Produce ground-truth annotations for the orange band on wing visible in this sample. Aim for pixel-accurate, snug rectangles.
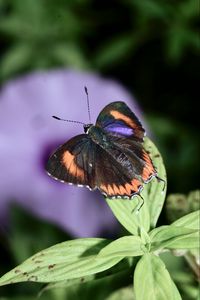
[119,185,127,194]
[112,184,120,195]
[62,151,84,179]
[141,150,156,181]
[124,183,133,195]
[100,184,113,195]
[110,110,137,129]
[107,184,115,195]
[100,180,142,197]
[131,179,141,190]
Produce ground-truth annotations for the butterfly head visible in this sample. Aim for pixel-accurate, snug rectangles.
[83,123,93,133]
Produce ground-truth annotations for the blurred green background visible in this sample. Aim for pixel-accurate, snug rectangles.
[0,1,199,299]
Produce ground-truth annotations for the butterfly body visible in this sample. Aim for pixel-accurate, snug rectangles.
[87,125,112,150]
[46,101,158,199]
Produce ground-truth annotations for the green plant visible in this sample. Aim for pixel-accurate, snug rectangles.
[0,0,198,81]
[0,138,199,300]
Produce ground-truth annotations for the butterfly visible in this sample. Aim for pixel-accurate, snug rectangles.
[46,101,161,199]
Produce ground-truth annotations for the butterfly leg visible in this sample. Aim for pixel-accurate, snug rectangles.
[156,176,166,192]
[136,194,144,212]
[131,194,144,214]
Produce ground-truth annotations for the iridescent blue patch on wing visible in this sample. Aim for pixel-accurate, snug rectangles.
[105,123,134,136]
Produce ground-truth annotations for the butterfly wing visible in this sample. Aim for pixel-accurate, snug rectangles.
[46,134,97,189]
[96,101,145,142]
[95,136,157,198]
[112,136,157,183]
[94,101,156,198]
[95,149,142,198]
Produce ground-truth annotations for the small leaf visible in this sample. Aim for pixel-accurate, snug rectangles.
[140,227,151,247]
[166,190,200,223]
[134,254,181,300]
[106,286,134,300]
[166,193,189,223]
[142,137,167,228]
[98,236,145,258]
[150,225,199,250]
[172,210,200,230]
[187,190,200,212]
[0,238,122,286]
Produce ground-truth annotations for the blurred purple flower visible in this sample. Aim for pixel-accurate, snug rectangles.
[0,69,144,237]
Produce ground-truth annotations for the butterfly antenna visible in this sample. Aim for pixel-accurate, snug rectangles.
[52,116,85,125]
[84,86,91,123]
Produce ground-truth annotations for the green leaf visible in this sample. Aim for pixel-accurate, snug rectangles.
[106,197,150,236]
[0,238,122,286]
[98,236,145,258]
[40,260,132,299]
[52,43,89,69]
[167,231,199,249]
[95,34,133,68]
[166,193,190,223]
[142,137,167,228]
[106,286,134,300]
[166,26,199,62]
[172,210,200,230]
[150,225,199,250]
[166,191,200,223]
[0,43,32,79]
[187,190,200,212]
[134,254,181,300]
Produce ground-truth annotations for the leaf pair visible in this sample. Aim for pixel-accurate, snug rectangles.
[0,211,198,288]
[99,211,200,257]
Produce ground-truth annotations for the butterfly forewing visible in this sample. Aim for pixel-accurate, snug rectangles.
[46,134,96,189]
[96,101,145,141]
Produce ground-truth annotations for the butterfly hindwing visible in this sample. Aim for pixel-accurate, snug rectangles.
[96,101,145,141]
[111,136,157,183]
[95,144,143,198]
[46,134,96,189]
[94,136,157,198]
